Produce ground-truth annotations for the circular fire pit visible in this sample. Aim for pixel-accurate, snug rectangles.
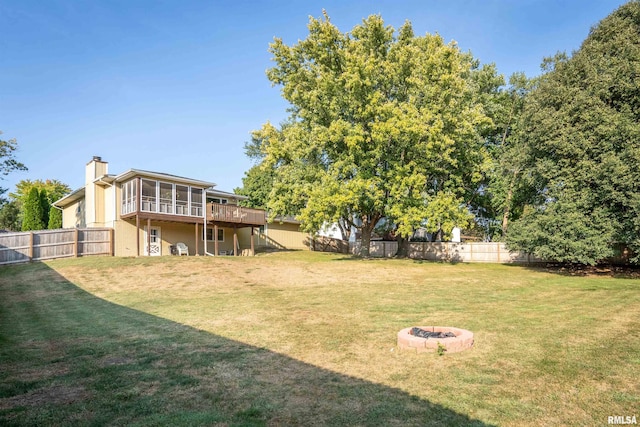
[397,326,474,353]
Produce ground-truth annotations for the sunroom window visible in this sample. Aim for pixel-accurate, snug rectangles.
[141,179,157,212]
[121,180,137,214]
[191,188,203,216]
[176,185,189,215]
[125,177,205,217]
[159,182,173,214]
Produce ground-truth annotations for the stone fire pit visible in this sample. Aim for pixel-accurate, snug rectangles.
[397,326,474,353]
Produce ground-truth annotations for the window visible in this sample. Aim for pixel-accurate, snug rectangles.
[209,197,228,204]
[205,228,224,242]
[159,182,173,214]
[121,179,137,214]
[133,178,205,217]
[175,185,189,215]
[141,179,157,212]
[191,188,203,216]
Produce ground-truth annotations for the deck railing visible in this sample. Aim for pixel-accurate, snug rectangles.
[207,203,266,225]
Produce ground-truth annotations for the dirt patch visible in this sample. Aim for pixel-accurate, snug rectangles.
[0,385,89,410]
[101,356,135,367]
[10,363,70,382]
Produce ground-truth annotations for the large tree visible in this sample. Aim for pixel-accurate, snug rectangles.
[256,13,496,255]
[10,179,71,208]
[10,179,71,230]
[506,1,640,264]
[47,205,63,229]
[21,187,46,231]
[0,200,20,231]
[234,164,275,210]
[484,72,536,239]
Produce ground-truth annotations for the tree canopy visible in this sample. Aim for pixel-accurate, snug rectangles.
[8,179,71,231]
[10,179,71,208]
[254,13,499,255]
[234,164,274,210]
[505,1,640,264]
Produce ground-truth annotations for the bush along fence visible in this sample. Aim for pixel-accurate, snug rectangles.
[348,241,543,263]
[0,228,114,265]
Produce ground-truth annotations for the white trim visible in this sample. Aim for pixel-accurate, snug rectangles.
[115,169,215,188]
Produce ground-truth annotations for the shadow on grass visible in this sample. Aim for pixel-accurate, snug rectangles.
[499,261,640,279]
[0,262,493,426]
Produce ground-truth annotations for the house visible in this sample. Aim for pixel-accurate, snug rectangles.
[256,216,310,250]
[54,157,267,256]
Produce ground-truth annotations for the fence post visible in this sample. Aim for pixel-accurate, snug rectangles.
[111,228,115,256]
[74,228,79,257]
[28,232,34,261]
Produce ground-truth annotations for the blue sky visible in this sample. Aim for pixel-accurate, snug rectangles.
[0,0,628,196]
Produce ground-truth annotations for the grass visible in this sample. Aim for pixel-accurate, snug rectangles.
[1,251,639,426]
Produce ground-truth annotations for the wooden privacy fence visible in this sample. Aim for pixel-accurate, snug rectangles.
[0,228,113,265]
[308,236,350,253]
[349,241,542,263]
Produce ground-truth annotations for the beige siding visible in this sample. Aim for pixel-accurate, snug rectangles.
[104,185,116,226]
[204,226,238,255]
[113,220,138,256]
[113,219,246,256]
[90,184,105,227]
[62,199,86,229]
[157,223,201,256]
[258,222,309,250]
[237,227,255,249]
[114,220,202,256]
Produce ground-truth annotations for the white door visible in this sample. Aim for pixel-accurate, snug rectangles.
[144,226,162,256]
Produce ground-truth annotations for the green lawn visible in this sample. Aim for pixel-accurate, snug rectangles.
[1,252,638,426]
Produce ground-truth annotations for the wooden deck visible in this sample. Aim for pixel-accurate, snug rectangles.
[207,204,266,226]
[121,202,266,227]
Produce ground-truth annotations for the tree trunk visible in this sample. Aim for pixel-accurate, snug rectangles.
[359,226,372,257]
[501,188,513,236]
[357,215,381,257]
[395,234,409,258]
[501,169,519,236]
[338,217,351,241]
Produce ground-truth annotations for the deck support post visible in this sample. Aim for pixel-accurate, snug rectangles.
[250,227,255,256]
[214,224,219,256]
[234,227,238,256]
[195,223,199,256]
[136,215,140,257]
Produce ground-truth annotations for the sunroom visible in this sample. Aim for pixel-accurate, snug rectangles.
[116,170,266,256]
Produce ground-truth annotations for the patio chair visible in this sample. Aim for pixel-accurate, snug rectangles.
[176,242,189,256]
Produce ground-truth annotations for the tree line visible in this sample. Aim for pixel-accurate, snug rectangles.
[236,1,640,264]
